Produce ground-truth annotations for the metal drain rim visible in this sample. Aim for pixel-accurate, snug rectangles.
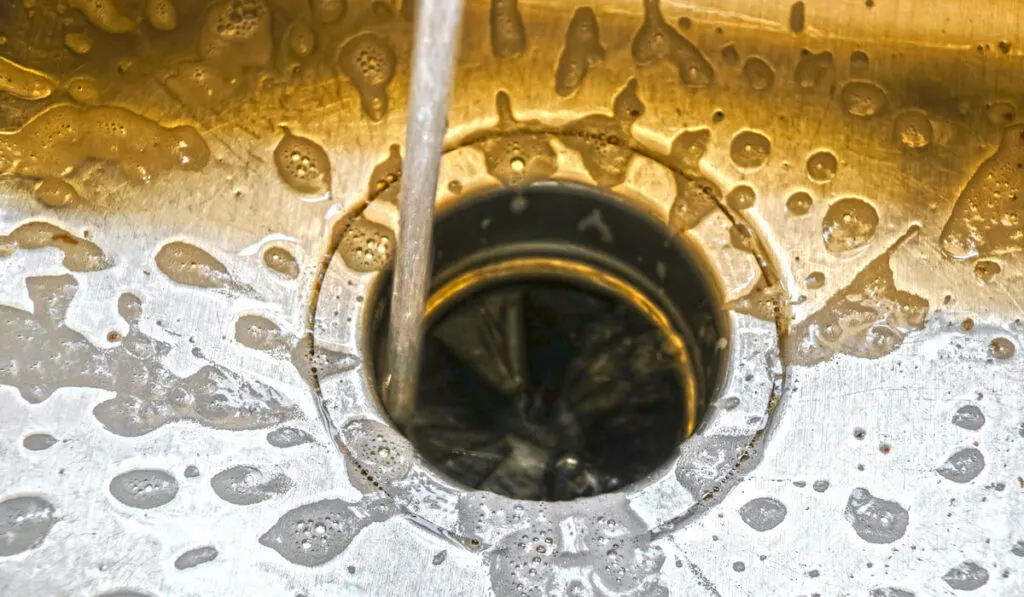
[311,150,783,543]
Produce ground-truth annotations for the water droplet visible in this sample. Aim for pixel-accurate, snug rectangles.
[892,111,933,149]
[805,272,825,289]
[632,0,714,87]
[789,2,805,34]
[786,191,813,215]
[738,497,787,531]
[145,0,178,31]
[841,80,889,117]
[942,561,989,591]
[478,93,560,187]
[940,124,1024,259]
[720,44,739,66]
[264,247,300,279]
[742,56,775,90]
[937,447,986,482]
[730,130,771,170]
[0,496,57,556]
[844,488,909,544]
[822,198,878,253]
[338,217,395,273]
[64,32,93,55]
[973,260,1001,283]
[22,433,58,451]
[726,184,756,210]
[109,469,179,509]
[668,128,710,173]
[990,337,1016,359]
[340,419,411,488]
[850,50,870,75]
[174,546,218,570]
[69,0,134,33]
[67,77,100,105]
[555,7,605,97]
[490,0,527,59]
[737,57,774,93]
[1,224,110,273]
[338,32,397,121]
[286,21,317,58]
[262,497,389,569]
[155,242,233,289]
[211,465,293,505]
[794,50,832,89]
[274,130,331,196]
[670,176,720,231]
[951,405,985,430]
[807,150,838,183]
[869,589,915,597]
[267,426,314,448]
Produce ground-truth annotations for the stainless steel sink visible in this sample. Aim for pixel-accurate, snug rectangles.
[0,0,1021,595]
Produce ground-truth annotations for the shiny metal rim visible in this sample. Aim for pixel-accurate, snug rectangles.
[312,151,783,543]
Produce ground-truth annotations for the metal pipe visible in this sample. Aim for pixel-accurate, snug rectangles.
[385,0,465,425]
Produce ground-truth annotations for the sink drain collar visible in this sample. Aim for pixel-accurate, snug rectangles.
[312,159,781,542]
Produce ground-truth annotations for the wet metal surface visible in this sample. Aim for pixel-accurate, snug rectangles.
[0,0,1022,595]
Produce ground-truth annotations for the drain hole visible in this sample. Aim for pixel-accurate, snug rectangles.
[370,184,725,501]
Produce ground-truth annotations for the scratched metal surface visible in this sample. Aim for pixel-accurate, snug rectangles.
[0,0,1022,595]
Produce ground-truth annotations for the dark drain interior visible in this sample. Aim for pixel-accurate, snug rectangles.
[370,184,725,501]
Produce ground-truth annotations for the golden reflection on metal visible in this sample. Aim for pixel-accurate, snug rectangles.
[424,256,701,438]
[0,0,1019,490]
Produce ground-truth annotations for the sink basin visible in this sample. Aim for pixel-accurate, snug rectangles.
[0,1,1021,595]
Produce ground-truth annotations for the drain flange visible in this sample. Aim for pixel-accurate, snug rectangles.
[370,185,723,500]
[314,166,779,541]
